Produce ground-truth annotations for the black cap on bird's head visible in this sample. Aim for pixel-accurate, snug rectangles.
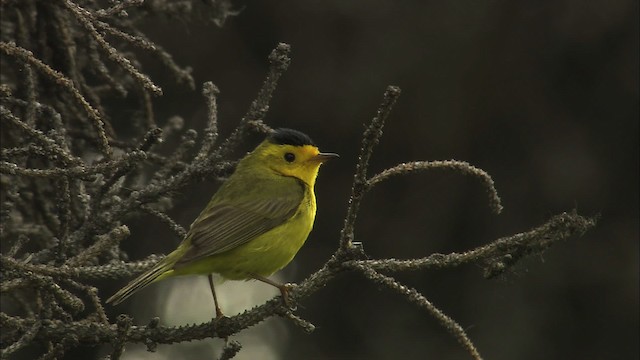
[258,128,337,186]
[268,128,316,147]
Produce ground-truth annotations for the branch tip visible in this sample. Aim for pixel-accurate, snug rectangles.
[203,81,220,96]
[269,43,292,71]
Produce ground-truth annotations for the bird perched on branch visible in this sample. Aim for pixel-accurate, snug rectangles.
[107,128,338,318]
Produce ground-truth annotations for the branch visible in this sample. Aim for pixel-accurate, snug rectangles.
[0,106,82,167]
[207,43,291,164]
[351,211,596,278]
[0,151,147,178]
[350,264,482,360]
[339,85,402,250]
[0,41,112,158]
[367,160,503,214]
[61,0,162,96]
[0,211,594,353]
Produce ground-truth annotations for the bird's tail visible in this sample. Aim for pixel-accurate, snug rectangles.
[106,256,174,305]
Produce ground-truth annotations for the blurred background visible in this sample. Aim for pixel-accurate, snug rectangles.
[98,1,638,359]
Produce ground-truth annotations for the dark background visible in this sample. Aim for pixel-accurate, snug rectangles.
[105,1,638,359]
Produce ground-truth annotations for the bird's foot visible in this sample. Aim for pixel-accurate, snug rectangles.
[278,283,297,310]
[215,306,225,320]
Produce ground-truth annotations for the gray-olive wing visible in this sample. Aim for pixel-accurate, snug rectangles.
[174,185,304,267]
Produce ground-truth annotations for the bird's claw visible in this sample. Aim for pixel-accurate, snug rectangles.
[279,283,297,310]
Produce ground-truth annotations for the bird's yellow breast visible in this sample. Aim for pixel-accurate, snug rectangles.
[172,186,316,280]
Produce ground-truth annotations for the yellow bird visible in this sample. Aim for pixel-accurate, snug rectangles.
[107,128,338,317]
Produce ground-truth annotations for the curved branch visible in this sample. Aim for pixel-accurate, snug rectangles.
[367,160,503,214]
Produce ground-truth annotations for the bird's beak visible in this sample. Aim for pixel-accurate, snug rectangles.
[311,152,340,163]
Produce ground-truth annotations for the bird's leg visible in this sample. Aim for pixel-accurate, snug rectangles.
[208,274,224,319]
[250,273,292,308]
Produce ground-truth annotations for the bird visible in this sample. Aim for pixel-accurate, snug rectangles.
[106,128,338,318]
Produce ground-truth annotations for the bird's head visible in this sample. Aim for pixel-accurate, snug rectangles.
[250,128,338,187]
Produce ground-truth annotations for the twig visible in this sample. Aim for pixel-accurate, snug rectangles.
[6,235,29,258]
[351,264,482,360]
[55,177,71,264]
[61,0,162,96]
[87,39,128,96]
[367,160,503,214]
[95,0,145,18]
[209,43,291,164]
[110,314,133,360]
[0,41,112,157]
[345,211,596,277]
[0,270,84,315]
[0,152,147,179]
[195,82,220,163]
[218,340,242,360]
[279,310,316,334]
[0,105,82,167]
[339,85,401,249]
[139,205,187,238]
[1,320,42,357]
[1,254,164,281]
[65,225,130,267]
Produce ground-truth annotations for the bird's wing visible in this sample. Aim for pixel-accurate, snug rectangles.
[174,185,304,267]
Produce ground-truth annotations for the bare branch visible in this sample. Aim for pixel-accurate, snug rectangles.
[349,211,596,277]
[0,105,82,167]
[351,264,482,360]
[218,340,242,360]
[139,205,187,239]
[1,321,41,357]
[0,254,164,281]
[367,160,503,214]
[66,225,131,267]
[61,0,162,96]
[339,85,402,249]
[0,151,148,178]
[195,82,221,163]
[209,43,291,163]
[95,0,145,18]
[0,41,112,157]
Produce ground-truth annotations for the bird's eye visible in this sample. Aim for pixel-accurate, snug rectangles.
[284,152,295,162]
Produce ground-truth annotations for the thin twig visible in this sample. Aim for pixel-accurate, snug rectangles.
[1,254,164,281]
[0,105,82,166]
[139,204,187,238]
[1,320,42,357]
[95,0,145,18]
[218,340,242,360]
[367,160,503,214]
[351,264,483,360]
[55,177,71,264]
[279,310,316,334]
[208,43,291,163]
[0,151,147,178]
[61,0,162,96]
[0,41,112,157]
[339,85,401,249]
[110,314,133,360]
[195,82,220,163]
[65,225,130,267]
